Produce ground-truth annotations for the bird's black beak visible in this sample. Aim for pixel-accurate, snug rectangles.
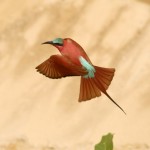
[42,41,53,45]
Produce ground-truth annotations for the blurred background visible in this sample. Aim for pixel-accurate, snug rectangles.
[0,0,150,150]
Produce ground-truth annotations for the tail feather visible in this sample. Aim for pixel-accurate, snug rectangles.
[94,66,115,90]
[79,77,101,101]
[79,66,126,114]
[104,91,126,114]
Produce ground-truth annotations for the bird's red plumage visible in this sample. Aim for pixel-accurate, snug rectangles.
[36,38,125,114]
[36,55,87,79]
[55,38,92,66]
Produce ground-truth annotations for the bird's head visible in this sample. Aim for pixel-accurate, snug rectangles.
[42,37,81,53]
[42,38,64,50]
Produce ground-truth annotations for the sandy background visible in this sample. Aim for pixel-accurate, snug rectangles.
[0,0,150,149]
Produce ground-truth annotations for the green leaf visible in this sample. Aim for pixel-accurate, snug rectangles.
[95,133,113,150]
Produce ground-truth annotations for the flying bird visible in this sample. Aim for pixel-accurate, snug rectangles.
[36,38,125,114]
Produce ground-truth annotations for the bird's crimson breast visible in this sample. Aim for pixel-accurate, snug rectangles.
[60,38,92,66]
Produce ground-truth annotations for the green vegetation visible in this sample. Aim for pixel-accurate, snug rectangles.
[95,133,113,150]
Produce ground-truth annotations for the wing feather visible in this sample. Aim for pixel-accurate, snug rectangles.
[36,55,87,79]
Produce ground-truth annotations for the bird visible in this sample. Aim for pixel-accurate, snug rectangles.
[36,38,126,114]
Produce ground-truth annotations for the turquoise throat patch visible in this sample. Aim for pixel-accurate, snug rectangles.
[79,56,95,78]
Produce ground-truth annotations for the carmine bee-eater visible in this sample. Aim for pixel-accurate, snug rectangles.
[36,38,125,114]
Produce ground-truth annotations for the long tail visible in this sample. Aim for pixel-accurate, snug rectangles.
[79,66,126,114]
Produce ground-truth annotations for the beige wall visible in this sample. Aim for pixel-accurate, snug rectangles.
[0,0,150,149]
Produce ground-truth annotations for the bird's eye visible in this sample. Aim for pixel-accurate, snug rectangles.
[56,43,63,46]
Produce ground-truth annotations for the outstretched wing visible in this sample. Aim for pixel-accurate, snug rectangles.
[36,55,87,79]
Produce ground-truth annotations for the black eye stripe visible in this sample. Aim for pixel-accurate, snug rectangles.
[55,43,63,46]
